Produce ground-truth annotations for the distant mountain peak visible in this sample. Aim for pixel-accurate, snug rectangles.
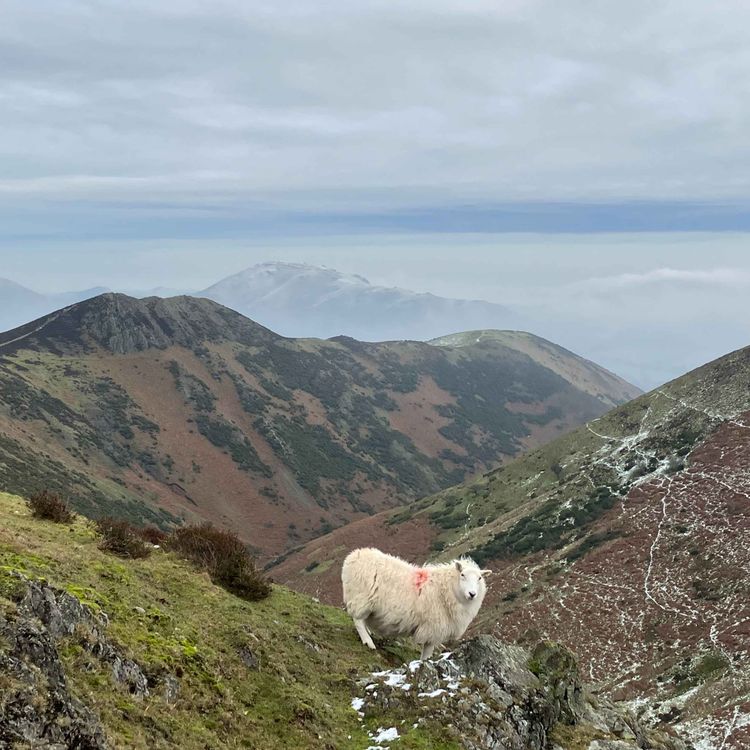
[0,293,275,355]
[0,277,46,300]
[0,277,35,290]
[214,261,373,288]
[199,262,515,342]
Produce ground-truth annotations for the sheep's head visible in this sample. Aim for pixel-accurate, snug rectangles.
[454,559,490,605]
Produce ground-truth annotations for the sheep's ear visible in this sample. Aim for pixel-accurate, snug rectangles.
[481,569,492,576]
[455,561,463,573]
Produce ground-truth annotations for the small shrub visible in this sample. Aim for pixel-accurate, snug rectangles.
[429,538,445,553]
[96,517,151,559]
[138,525,168,545]
[168,524,270,601]
[26,490,74,523]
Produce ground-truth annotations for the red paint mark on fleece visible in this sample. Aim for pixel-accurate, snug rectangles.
[414,569,429,593]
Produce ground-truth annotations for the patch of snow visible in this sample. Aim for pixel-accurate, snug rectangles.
[370,727,400,742]
[384,672,406,687]
[351,652,463,728]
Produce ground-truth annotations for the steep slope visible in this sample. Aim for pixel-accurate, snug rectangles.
[275,344,750,748]
[0,293,635,558]
[199,261,517,341]
[0,491,687,750]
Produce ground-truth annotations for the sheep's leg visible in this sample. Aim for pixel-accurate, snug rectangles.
[420,643,435,661]
[354,618,376,650]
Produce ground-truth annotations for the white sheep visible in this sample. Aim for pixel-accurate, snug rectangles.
[341,547,490,660]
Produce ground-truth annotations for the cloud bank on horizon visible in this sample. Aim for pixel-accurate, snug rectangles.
[2,0,750,238]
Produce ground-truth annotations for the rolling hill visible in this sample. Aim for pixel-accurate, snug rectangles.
[271,343,750,749]
[0,293,637,559]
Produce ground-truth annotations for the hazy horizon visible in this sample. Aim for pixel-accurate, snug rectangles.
[3,241,750,391]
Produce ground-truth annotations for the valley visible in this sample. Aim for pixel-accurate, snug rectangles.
[0,293,636,558]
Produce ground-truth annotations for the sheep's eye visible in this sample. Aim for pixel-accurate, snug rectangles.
[460,573,465,578]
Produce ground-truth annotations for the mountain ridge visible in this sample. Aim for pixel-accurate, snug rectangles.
[0,293,277,355]
[428,329,640,407]
[0,294,637,559]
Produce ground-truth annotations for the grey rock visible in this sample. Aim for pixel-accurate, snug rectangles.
[0,615,108,748]
[294,634,322,652]
[0,574,166,748]
[162,675,180,704]
[358,637,688,750]
[17,575,150,698]
[238,645,259,670]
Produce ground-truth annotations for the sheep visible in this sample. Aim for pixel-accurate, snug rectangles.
[341,547,491,660]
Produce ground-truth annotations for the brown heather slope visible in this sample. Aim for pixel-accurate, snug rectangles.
[0,293,636,559]
[272,344,750,749]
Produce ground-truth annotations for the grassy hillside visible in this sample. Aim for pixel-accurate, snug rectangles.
[0,294,636,559]
[0,491,453,750]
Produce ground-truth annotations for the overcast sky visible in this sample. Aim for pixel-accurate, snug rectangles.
[2,1,750,387]
[3,1,750,237]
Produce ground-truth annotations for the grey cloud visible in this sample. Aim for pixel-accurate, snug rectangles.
[2,1,750,211]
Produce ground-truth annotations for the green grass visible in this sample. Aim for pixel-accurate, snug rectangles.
[0,491,451,750]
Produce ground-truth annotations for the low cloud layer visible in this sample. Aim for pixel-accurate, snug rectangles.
[575,267,750,290]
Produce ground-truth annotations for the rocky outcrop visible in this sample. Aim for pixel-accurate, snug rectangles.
[355,635,688,750]
[0,602,108,748]
[0,575,154,749]
[16,576,150,697]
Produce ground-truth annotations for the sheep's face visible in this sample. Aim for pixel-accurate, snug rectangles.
[454,561,489,605]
